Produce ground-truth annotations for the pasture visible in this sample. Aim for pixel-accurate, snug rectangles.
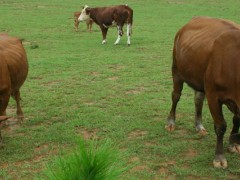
[0,0,240,179]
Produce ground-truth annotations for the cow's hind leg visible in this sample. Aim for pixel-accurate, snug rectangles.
[11,90,24,123]
[166,75,183,131]
[207,95,227,168]
[0,91,10,145]
[126,23,132,46]
[228,115,240,153]
[0,116,11,146]
[114,25,123,45]
[194,91,207,135]
[0,92,10,116]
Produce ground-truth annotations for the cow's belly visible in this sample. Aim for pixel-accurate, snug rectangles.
[175,48,210,92]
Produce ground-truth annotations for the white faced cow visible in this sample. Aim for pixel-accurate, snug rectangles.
[78,5,133,45]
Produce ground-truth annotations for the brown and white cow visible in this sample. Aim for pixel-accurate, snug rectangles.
[0,33,28,143]
[78,5,133,45]
[74,12,93,32]
[166,17,240,168]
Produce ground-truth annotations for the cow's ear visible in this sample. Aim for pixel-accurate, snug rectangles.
[85,7,91,14]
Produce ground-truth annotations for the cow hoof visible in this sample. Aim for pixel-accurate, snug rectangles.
[114,43,119,45]
[213,155,228,169]
[17,115,24,124]
[165,124,175,132]
[102,40,107,44]
[127,43,130,46]
[228,144,240,153]
[199,129,208,136]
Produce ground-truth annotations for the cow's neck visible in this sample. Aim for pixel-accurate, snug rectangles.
[89,8,99,25]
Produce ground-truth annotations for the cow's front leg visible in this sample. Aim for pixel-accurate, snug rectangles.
[100,26,108,44]
[114,26,123,45]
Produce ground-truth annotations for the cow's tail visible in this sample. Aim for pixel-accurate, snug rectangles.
[126,6,133,34]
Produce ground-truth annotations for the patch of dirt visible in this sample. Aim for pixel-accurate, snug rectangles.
[129,156,140,163]
[34,143,49,153]
[75,127,98,140]
[90,71,101,76]
[184,148,198,159]
[156,166,169,175]
[159,160,176,167]
[126,86,145,95]
[128,129,148,139]
[107,76,119,81]
[1,117,20,134]
[2,123,21,134]
[83,101,95,106]
[43,80,62,86]
[130,165,150,173]
[144,141,155,147]
[106,64,125,72]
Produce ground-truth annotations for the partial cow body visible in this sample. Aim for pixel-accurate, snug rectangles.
[74,12,93,32]
[166,17,240,168]
[0,33,28,143]
[78,5,133,45]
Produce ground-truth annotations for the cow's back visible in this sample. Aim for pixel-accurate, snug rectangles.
[0,34,28,91]
[92,5,133,25]
[173,17,240,91]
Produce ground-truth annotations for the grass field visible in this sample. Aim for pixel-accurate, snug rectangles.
[0,0,240,179]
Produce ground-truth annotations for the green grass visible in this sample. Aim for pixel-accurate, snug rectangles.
[45,139,127,180]
[0,0,240,179]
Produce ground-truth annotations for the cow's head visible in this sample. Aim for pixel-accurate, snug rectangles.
[78,5,91,22]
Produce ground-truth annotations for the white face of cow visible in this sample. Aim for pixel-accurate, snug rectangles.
[78,5,90,22]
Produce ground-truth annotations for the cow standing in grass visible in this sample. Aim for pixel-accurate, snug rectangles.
[166,17,240,168]
[0,33,28,144]
[78,5,133,45]
[74,12,93,32]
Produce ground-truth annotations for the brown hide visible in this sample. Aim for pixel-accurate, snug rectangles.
[87,5,133,27]
[74,12,93,32]
[173,17,240,92]
[167,17,240,168]
[84,5,133,44]
[0,34,28,143]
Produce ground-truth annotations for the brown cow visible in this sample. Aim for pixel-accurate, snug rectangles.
[166,17,240,168]
[0,34,28,144]
[74,12,93,32]
[78,5,133,45]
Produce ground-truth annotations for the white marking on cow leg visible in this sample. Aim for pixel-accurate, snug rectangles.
[103,24,108,28]
[114,26,122,45]
[114,35,121,45]
[102,39,107,44]
[127,24,131,45]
